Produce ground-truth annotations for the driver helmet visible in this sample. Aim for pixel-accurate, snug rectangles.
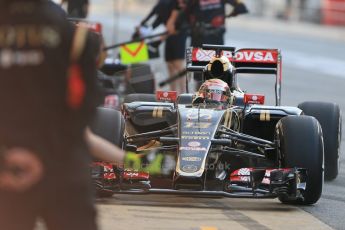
[195,79,231,103]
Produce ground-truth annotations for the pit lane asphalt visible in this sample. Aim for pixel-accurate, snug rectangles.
[86,1,345,229]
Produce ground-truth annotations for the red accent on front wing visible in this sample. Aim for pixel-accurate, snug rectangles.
[123,171,150,180]
[91,162,150,180]
[230,168,292,184]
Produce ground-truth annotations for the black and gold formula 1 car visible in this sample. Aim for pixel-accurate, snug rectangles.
[92,44,341,205]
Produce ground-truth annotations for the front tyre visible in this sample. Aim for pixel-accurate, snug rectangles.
[90,107,125,148]
[298,101,342,180]
[276,116,324,205]
[90,108,125,198]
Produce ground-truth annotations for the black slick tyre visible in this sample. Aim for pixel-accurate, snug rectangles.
[298,101,341,180]
[90,107,125,148]
[276,116,324,205]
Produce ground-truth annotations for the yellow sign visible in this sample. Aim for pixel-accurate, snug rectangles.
[120,41,149,64]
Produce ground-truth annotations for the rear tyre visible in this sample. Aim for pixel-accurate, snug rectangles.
[90,107,125,147]
[123,94,156,103]
[276,116,324,205]
[298,101,341,180]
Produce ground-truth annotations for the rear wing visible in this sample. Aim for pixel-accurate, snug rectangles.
[186,46,282,106]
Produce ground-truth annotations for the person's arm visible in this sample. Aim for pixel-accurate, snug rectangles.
[85,128,125,165]
[166,9,179,34]
[226,0,249,17]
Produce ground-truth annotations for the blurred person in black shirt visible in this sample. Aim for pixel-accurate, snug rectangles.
[167,0,248,47]
[138,0,188,93]
[166,0,248,90]
[61,0,89,18]
[0,0,99,229]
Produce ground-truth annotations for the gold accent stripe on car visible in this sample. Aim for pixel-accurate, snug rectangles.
[157,106,163,118]
[260,110,265,121]
[260,110,270,121]
[152,107,164,118]
[152,107,158,118]
[265,110,271,121]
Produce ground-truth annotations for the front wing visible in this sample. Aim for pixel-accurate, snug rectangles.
[92,162,306,200]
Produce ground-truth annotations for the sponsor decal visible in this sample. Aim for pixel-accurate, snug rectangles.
[102,164,116,180]
[125,172,139,177]
[181,157,202,161]
[192,48,278,63]
[180,146,207,151]
[262,170,271,185]
[195,49,216,62]
[244,94,265,105]
[234,51,275,62]
[188,141,201,147]
[237,168,251,182]
[230,168,293,184]
[156,91,177,102]
[181,135,210,140]
[182,165,198,173]
[186,109,213,121]
[104,94,119,109]
[180,141,206,151]
[184,122,212,129]
[182,131,211,135]
[124,171,150,180]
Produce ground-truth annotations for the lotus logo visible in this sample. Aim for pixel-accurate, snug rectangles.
[182,165,198,173]
[188,141,201,147]
[163,92,169,97]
